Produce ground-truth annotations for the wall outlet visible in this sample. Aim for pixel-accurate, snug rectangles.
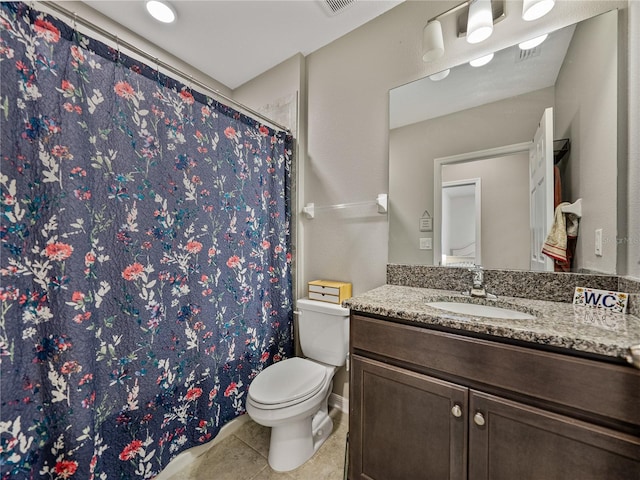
[419,237,432,250]
[595,229,603,256]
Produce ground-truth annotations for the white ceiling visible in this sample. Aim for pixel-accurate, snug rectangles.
[82,0,402,90]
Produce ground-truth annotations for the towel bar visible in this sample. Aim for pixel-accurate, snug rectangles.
[561,198,582,218]
[302,194,388,219]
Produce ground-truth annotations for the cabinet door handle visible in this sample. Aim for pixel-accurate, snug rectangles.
[451,404,463,418]
[473,411,486,426]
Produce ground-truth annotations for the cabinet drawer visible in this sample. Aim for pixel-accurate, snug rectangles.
[351,314,640,430]
[309,284,340,296]
[309,291,340,303]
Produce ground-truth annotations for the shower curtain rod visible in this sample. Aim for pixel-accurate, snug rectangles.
[39,1,291,133]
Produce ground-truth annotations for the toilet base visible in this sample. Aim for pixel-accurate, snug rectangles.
[267,398,334,472]
[312,407,333,450]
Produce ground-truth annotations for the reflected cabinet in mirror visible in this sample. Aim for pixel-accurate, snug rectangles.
[388,9,621,274]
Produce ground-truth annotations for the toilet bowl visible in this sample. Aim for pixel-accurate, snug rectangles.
[246,357,336,471]
[246,298,349,472]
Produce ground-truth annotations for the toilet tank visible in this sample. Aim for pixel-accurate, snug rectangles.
[296,298,350,367]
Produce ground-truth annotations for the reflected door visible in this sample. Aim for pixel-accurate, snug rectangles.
[442,179,481,267]
[529,107,554,271]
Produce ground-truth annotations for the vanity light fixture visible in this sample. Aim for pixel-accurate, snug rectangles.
[518,34,548,50]
[469,52,494,67]
[466,0,493,44]
[421,0,504,63]
[522,0,555,21]
[146,0,176,24]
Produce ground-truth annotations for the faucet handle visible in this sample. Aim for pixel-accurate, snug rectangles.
[469,265,484,287]
[466,265,495,299]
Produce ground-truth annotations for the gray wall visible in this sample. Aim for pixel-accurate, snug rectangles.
[554,11,618,273]
[627,0,640,279]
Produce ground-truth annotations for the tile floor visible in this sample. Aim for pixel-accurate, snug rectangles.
[167,407,349,480]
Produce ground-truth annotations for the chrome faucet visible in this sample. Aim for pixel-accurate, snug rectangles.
[465,265,496,299]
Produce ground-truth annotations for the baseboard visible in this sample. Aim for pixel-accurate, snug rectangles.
[329,393,349,414]
[155,414,250,480]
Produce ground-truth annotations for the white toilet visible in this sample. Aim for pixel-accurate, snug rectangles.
[246,298,350,472]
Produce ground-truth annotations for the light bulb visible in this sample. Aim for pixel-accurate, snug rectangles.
[470,53,494,67]
[429,69,451,81]
[522,0,555,21]
[423,21,445,62]
[519,34,548,50]
[467,0,493,44]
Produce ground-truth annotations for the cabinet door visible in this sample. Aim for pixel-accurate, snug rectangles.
[469,390,640,480]
[350,355,468,480]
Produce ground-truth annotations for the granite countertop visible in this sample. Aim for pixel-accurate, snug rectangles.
[344,284,640,362]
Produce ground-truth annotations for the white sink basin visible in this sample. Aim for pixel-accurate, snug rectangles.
[426,301,536,320]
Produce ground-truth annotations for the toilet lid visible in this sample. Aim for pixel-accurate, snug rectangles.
[249,357,328,406]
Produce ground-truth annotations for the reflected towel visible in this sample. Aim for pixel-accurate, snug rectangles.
[554,165,562,208]
[542,202,579,264]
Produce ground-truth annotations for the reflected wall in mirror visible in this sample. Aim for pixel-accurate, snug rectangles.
[388,9,620,274]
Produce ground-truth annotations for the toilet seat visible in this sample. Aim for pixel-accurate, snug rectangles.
[248,357,330,410]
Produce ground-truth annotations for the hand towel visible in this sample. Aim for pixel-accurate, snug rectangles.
[542,202,573,264]
[556,210,580,271]
[554,165,562,208]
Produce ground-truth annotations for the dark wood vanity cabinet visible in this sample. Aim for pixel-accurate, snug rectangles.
[349,313,640,480]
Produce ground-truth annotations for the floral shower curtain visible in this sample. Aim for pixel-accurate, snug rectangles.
[0,3,294,478]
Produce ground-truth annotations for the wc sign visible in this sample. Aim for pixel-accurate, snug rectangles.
[573,287,629,314]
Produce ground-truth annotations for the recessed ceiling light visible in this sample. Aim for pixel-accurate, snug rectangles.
[519,34,548,50]
[146,1,176,23]
[469,53,494,67]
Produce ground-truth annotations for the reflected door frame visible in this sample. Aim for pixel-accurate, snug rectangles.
[442,178,482,266]
[434,141,531,267]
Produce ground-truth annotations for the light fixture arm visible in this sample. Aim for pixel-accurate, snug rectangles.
[424,1,505,39]
[426,0,470,24]
[423,0,470,62]
[422,0,504,63]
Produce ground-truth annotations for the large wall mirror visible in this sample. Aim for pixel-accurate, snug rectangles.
[388,9,621,274]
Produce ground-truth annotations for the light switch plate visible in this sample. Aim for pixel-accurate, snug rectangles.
[595,229,603,256]
[419,237,432,250]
